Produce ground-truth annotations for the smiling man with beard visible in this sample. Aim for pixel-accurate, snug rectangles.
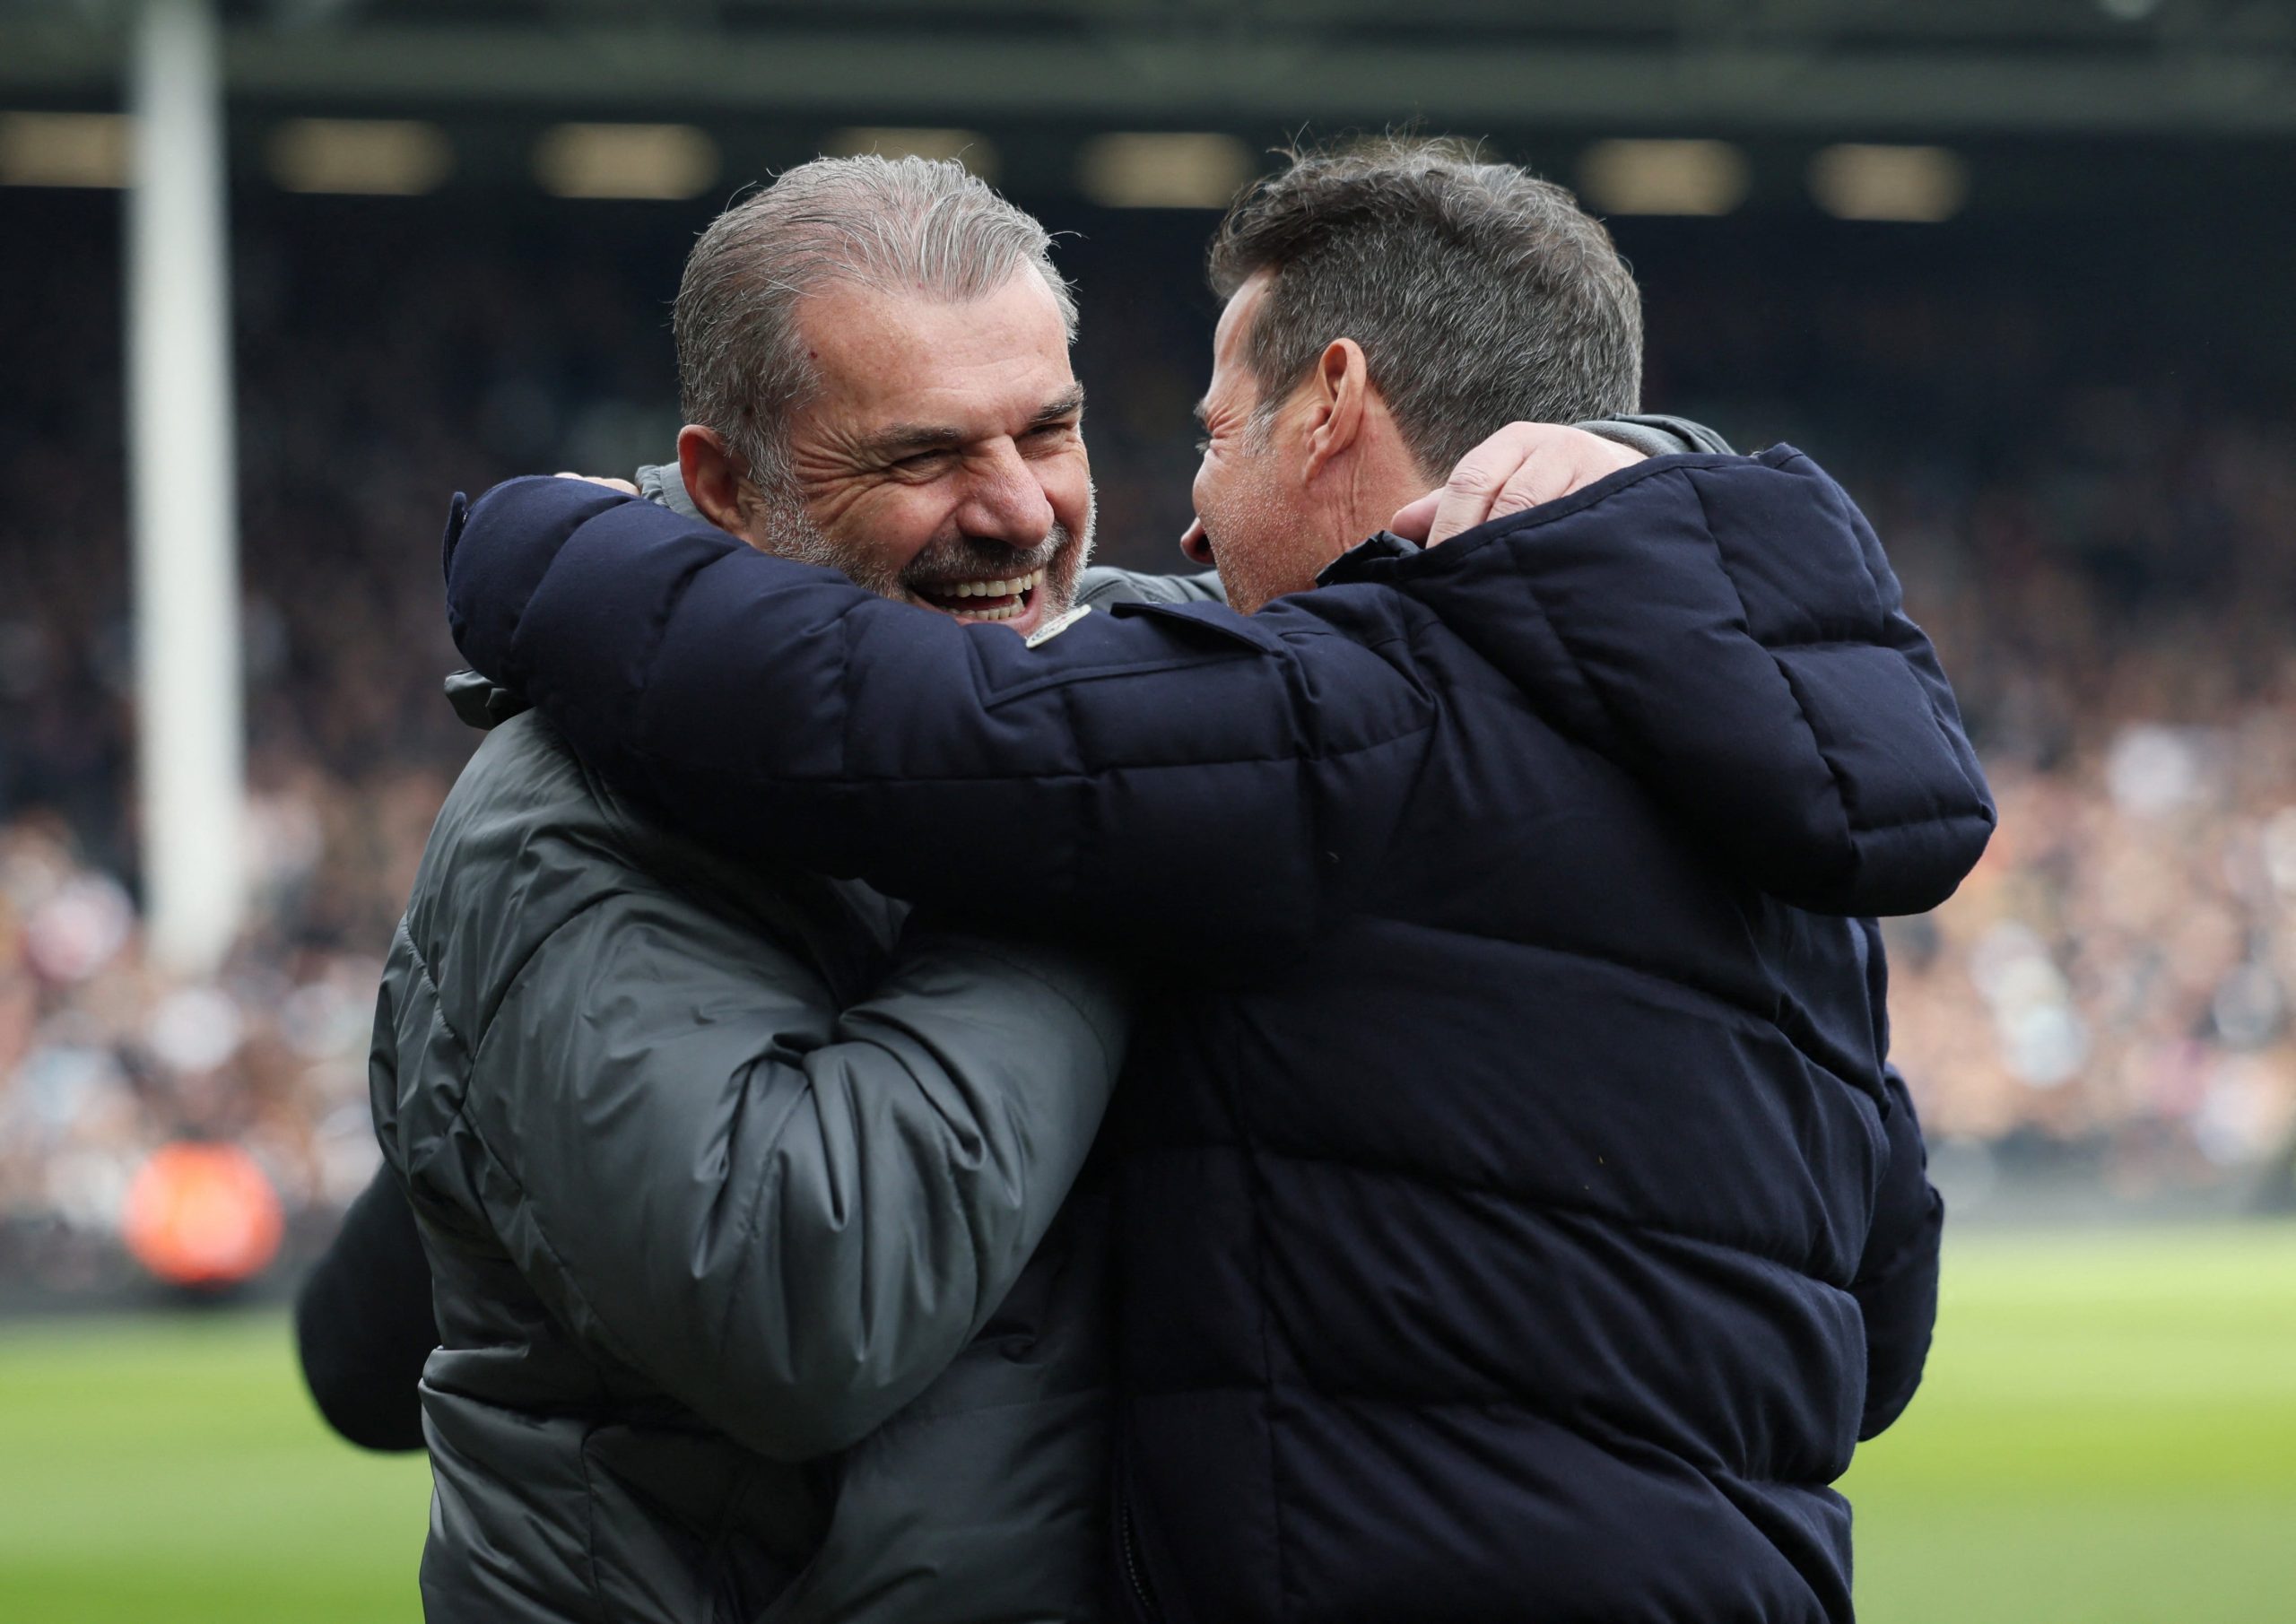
[662,187,1096,636]
[364,158,1173,1624]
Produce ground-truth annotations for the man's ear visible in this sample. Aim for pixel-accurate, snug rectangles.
[1300,338,1371,485]
[677,424,752,539]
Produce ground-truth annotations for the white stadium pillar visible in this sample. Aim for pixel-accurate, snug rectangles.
[127,0,243,975]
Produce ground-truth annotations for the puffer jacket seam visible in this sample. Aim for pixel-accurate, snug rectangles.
[1851,1185,1944,1291]
[980,651,1261,711]
[1115,1135,1870,1281]
[1217,1146,1861,1286]
[1492,547,1649,799]
[393,920,469,1069]
[1364,614,1474,902]
[1131,1378,1840,1478]
[395,923,627,1614]
[1387,673,1856,1088]
[1301,612,1445,940]
[625,523,701,772]
[1845,514,1996,835]
[451,898,671,1397]
[574,1420,617,1624]
[701,1058,810,1378]
[454,887,622,1061]
[442,1091,630,1394]
[914,940,1130,1067]
[1358,916,1878,1095]
[1312,1385,1826,1489]
[706,935,1125,1377]
[632,539,876,788]
[1683,470,1863,874]
[1757,636,1900,653]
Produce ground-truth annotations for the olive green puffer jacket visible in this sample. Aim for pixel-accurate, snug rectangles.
[370,704,1130,1623]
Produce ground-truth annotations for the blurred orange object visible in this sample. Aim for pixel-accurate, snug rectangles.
[121,1142,284,1289]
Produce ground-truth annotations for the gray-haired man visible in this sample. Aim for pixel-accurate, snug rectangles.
[374,157,1170,1624]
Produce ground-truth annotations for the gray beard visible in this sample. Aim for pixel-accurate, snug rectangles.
[754,484,1096,616]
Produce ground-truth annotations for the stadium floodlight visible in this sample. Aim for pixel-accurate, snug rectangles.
[0,112,132,188]
[533,123,718,200]
[824,126,998,179]
[1076,133,1256,210]
[1577,139,1750,217]
[266,117,454,195]
[1809,144,1968,223]
[127,0,246,976]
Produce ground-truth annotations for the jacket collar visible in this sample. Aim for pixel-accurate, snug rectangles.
[1315,530,1423,590]
[444,668,530,731]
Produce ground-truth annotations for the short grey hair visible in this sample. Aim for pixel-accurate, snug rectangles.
[1206,138,1643,476]
[674,154,1077,488]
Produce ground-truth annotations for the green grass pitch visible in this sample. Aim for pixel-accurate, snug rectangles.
[2,1222,2292,1622]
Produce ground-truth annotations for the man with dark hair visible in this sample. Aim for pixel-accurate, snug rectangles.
[1187,138,1667,612]
[443,138,1991,1623]
[1210,138,1646,462]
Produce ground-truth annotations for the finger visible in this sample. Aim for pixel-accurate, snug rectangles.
[1388,489,1442,543]
[1424,432,1530,547]
[1446,454,1574,541]
[1552,437,1643,500]
[1440,434,1648,540]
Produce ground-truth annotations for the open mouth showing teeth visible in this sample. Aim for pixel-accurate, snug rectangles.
[914,569,1043,623]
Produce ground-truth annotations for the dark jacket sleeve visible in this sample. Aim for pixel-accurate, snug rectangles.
[443,449,1991,931]
[427,905,1131,1463]
[292,1165,437,1452]
[1850,1064,1944,1438]
[444,477,1438,948]
[1350,445,1996,916]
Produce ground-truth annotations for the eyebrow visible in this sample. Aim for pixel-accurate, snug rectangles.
[863,385,1088,461]
[1031,383,1089,430]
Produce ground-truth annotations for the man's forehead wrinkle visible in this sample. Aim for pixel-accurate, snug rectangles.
[842,382,1083,463]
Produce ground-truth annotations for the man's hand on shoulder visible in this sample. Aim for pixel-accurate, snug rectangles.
[1389,424,1644,547]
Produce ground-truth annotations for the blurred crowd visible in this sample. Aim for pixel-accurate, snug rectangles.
[1872,419,2296,1196]
[4,186,2292,1289]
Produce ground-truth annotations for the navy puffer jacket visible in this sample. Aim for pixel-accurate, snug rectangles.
[446,447,1993,1623]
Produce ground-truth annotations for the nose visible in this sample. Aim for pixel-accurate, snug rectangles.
[1179,517,1214,567]
[955,441,1056,549]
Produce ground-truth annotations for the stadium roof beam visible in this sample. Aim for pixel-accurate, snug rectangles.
[4,22,2295,135]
